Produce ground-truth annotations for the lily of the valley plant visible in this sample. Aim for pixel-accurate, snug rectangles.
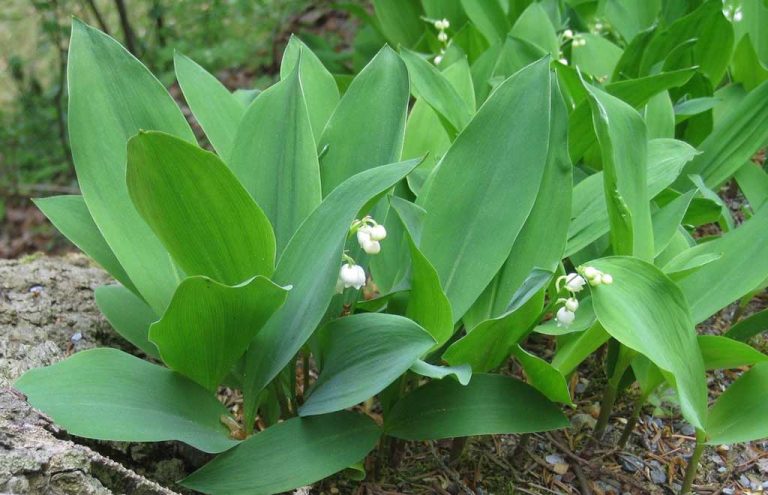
[16,1,768,493]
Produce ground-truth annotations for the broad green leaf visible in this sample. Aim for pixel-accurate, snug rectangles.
[552,323,610,375]
[419,58,552,321]
[677,80,768,188]
[14,348,237,453]
[150,276,287,391]
[707,362,768,445]
[319,46,409,195]
[229,64,321,253]
[735,163,768,211]
[726,309,768,342]
[639,1,733,84]
[652,190,696,256]
[572,34,623,80]
[372,0,424,47]
[644,91,675,139]
[466,80,571,323]
[95,285,158,359]
[509,2,559,57]
[512,346,573,404]
[672,205,768,323]
[589,257,707,430]
[443,269,552,372]
[280,36,340,140]
[174,53,244,159]
[601,0,660,42]
[405,237,454,350]
[242,159,421,423]
[299,314,434,416]
[400,48,473,135]
[734,0,768,65]
[698,335,768,370]
[566,139,697,257]
[182,411,380,494]
[663,252,722,278]
[410,360,471,385]
[68,19,195,313]
[584,83,653,260]
[460,0,509,44]
[384,374,568,440]
[34,195,135,292]
[126,131,275,285]
[632,355,665,396]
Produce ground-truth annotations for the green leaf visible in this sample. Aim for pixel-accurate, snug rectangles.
[126,131,275,285]
[174,52,245,159]
[460,0,509,44]
[726,309,768,342]
[672,205,768,323]
[95,285,158,359]
[242,159,422,422]
[34,195,135,292]
[150,276,287,391]
[707,362,768,445]
[372,0,424,47]
[14,348,237,453]
[536,296,597,336]
[698,335,768,370]
[405,237,454,350]
[601,0,660,42]
[566,138,697,257]
[584,82,654,260]
[676,79,768,188]
[572,34,623,80]
[280,36,340,140]
[734,162,768,211]
[509,2,559,57]
[299,314,434,416]
[384,374,568,440]
[652,190,696,256]
[512,346,573,404]
[67,19,195,313]
[319,46,409,195]
[551,323,610,375]
[419,57,552,321]
[589,257,707,431]
[182,411,380,495]
[410,360,471,385]
[400,48,473,135]
[229,64,321,254]
[731,33,768,91]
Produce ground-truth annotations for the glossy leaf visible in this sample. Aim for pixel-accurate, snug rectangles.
[419,58,552,321]
[174,53,244,159]
[67,19,195,313]
[150,276,288,391]
[280,36,340,140]
[512,346,572,404]
[242,159,421,422]
[707,363,768,445]
[672,205,768,323]
[698,335,768,370]
[572,34,623,80]
[410,360,471,385]
[126,131,275,285]
[95,285,158,359]
[34,195,135,292]
[509,2,559,57]
[460,0,509,44]
[300,314,434,416]
[384,374,568,440]
[319,46,409,195]
[14,348,238,453]
[372,0,424,47]
[589,257,707,430]
[229,64,321,253]
[183,411,380,494]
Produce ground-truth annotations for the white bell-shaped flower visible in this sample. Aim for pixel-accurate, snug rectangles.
[602,273,613,285]
[438,31,448,42]
[564,297,579,312]
[582,266,599,280]
[356,226,372,247]
[369,224,387,241]
[556,307,576,328]
[339,263,366,290]
[434,55,443,65]
[362,239,381,255]
[564,273,587,292]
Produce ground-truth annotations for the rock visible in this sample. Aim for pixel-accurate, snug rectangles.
[0,255,179,494]
[617,453,644,473]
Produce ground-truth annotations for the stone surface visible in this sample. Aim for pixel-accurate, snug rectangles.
[0,254,179,495]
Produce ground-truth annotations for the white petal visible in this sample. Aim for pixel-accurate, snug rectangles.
[556,307,576,327]
[369,224,387,241]
[363,239,381,255]
[565,297,579,312]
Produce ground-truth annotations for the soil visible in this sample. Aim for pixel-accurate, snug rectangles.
[1,255,766,495]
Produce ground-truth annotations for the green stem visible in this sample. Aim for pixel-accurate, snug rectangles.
[593,382,618,440]
[617,393,645,448]
[300,350,310,404]
[679,430,706,495]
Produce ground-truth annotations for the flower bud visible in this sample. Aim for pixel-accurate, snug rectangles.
[356,226,371,247]
[601,273,613,285]
[582,266,599,279]
[564,273,587,292]
[438,31,448,42]
[590,273,602,286]
[369,224,387,241]
[565,297,579,312]
[362,239,381,255]
[563,29,573,39]
[434,55,443,65]
[556,307,576,328]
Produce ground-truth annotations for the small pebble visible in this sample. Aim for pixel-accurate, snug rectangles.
[718,466,727,473]
[722,488,734,495]
[71,332,83,343]
[29,285,44,294]
[680,424,695,436]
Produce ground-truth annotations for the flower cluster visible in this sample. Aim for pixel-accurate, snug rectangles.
[553,266,613,328]
[352,216,387,255]
[432,18,450,65]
